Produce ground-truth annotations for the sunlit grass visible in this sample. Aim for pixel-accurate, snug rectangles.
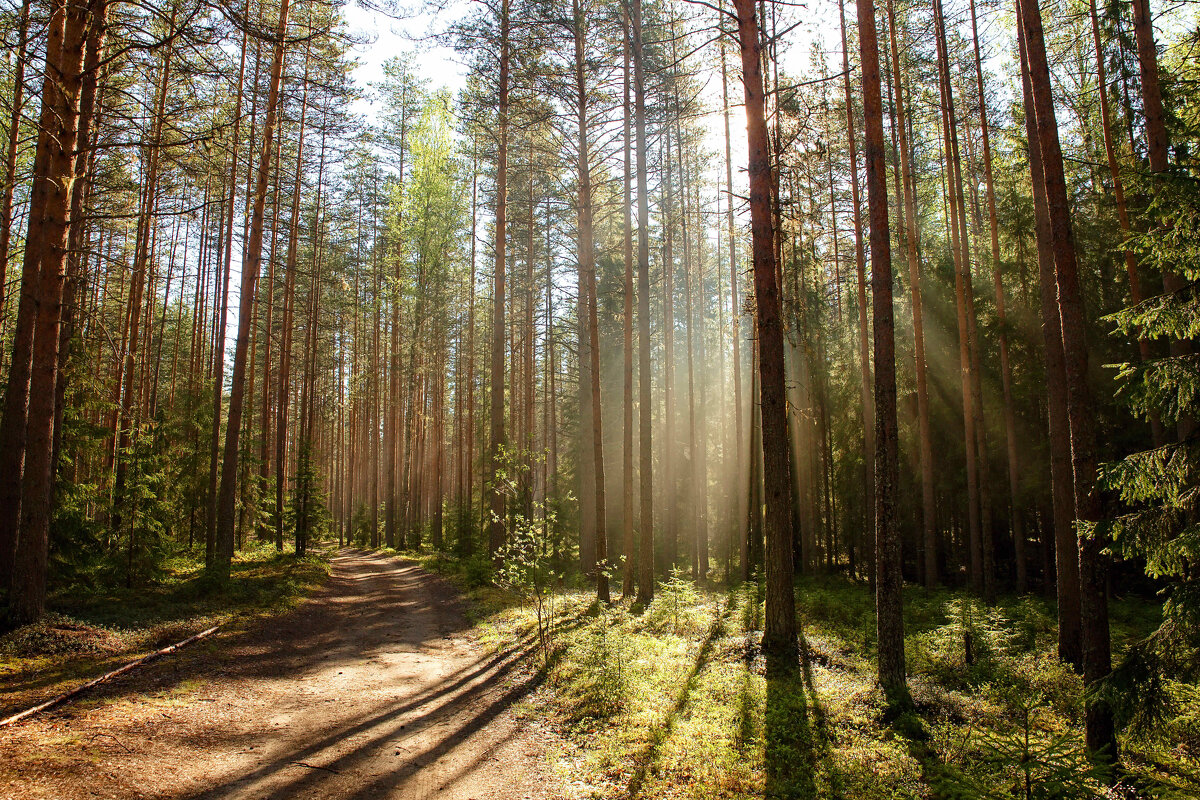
[452,570,1194,799]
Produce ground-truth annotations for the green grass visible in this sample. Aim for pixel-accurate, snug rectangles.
[0,540,330,710]
[459,573,1198,799]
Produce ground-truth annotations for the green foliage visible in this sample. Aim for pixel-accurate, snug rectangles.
[936,697,1106,800]
[287,439,329,556]
[1100,171,1200,749]
[496,500,560,663]
[561,607,630,721]
[647,566,703,635]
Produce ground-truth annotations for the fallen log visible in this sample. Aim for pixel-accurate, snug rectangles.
[0,624,221,729]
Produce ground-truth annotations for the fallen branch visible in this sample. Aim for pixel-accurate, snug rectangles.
[0,624,221,729]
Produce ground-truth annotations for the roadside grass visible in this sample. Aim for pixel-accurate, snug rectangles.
[0,540,330,715]
[453,569,1198,799]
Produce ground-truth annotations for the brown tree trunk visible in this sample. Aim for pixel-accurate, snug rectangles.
[573,0,608,602]
[216,0,292,575]
[1017,2,1081,670]
[273,46,310,550]
[206,12,248,564]
[111,20,173,557]
[632,0,654,605]
[487,0,510,558]
[970,0,1024,593]
[1018,0,1115,760]
[856,0,906,705]
[839,0,876,569]
[934,0,985,596]
[9,0,94,623]
[886,0,937,588]
[621,21,636,597]
[733,0,796,666]
[721,40,746,581]
[0,0,32,318]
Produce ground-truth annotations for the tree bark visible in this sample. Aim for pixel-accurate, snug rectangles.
[487,0,510,558]
[215,0,293,576]
[9,0,94,623]
[733,0,796,667]
[856,0,907,705]
[632,0,654,606]
[1018,0,1116,760]
[1017,19,1080,664]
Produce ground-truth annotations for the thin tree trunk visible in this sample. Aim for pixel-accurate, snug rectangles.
[0,0,32,318]
[632,0,654,605]
[216,0,293,575]
[839,0,875,573]
[273,46,310,550]
[487,0,510,558]
[886,0,937,588]
[622,17,635,598]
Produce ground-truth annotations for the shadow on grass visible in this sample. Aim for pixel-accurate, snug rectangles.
[625,597,733,798]
[758,634,848,800]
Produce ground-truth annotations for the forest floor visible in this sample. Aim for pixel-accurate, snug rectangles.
[442,568,1197,800]
[0,548,565,800]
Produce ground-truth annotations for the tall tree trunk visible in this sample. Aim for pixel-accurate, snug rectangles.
[857,0,906,705]
[574,0,608,603]
[733,0,796,667]
[273,47,309,550]
[9,0,95,622]
[934,0,985,596]
[1017,22,1080,664]
[215,0,292,575]
[721,39,746,582]
[487,0,510,558]
[1018,0,1115,760]
[839,0,875,572]
[622,18,636,597]
[970,0,1024,593]
[206,12,249,564]
[0,0,32,318]
[111,19,173,559]
[886,0,937,588]
[632,0,654,605]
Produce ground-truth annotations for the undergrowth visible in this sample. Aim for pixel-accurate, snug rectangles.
[0,540,329,708]
[460,572,1198,799]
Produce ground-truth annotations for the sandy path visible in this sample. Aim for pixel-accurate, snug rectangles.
[0,549,562,800]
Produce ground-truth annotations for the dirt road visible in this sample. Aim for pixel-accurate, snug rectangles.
[0,549,562,800]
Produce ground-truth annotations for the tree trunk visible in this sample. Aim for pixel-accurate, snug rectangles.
[487,0,510,558]
[839,0,875,571]
[885,0,937,589]
[215,0,293,576]
[273,45,310,551]
[622,21,636,597]
[1018,0,1115,760]
[574,0,608,603]
[856,0,907,705]
[9,0,94,623]
[632,0,654,606]
[733,0,796,667]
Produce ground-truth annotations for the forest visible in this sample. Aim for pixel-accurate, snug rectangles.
[0,0,1198,795]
